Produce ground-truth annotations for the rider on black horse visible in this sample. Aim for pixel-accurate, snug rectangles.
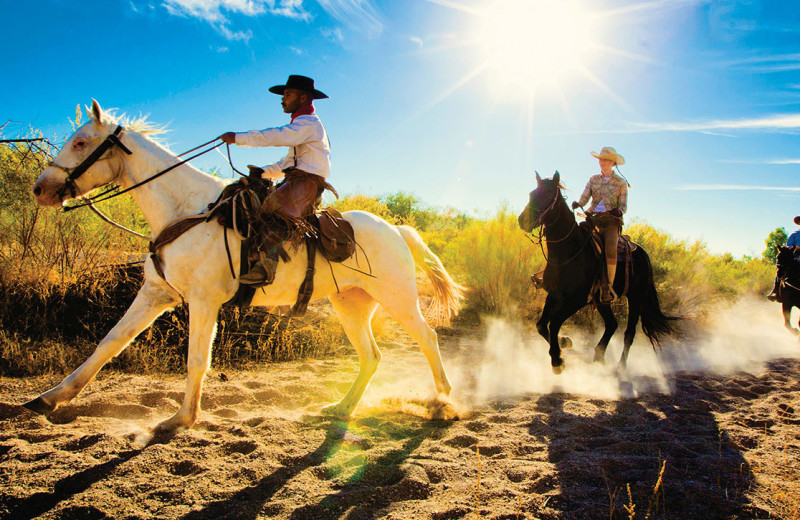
[571,146,629,304]
[767,215,800,302]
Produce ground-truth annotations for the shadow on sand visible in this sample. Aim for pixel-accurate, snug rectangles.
[529,370,766,520]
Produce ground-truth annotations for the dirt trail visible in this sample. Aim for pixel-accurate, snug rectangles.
[1,316,800,519]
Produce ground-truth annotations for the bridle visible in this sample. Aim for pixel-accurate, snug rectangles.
[52,127,227,213]
[49,125,132,200]
[525,183,589,266]
[528,185,577,244]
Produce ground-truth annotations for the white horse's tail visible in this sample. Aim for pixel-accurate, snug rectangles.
[395,225,465,326]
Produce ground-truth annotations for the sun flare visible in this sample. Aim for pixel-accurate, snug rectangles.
[475,0,596,91]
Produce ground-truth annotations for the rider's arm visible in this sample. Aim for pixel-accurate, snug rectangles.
[259,153,294,180]
[577,179,592,208]
[234,117,316,148]
[617,181,628,214]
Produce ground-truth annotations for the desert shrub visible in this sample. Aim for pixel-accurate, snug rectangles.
[0,141,148,286]
[331,193,397,223]
[431,205,545,315]
[0,263,344,376]
[627,221,773,319]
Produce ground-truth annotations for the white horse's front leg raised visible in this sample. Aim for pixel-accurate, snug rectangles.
[23,282,178,414]
[156,299,219,432]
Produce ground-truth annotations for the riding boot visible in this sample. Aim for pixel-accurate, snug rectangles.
[530,270,544,288]
[600,259,617,303]
[239,245,280,287]
[766,276,780,302]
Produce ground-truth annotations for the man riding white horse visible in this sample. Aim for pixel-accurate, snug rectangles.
[219,74,332,287]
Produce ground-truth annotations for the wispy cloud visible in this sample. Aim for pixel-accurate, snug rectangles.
[725,53,800,73]
[719,158,800,165]
[320,27,343,42]
[161,0,311,41]
[595,0,707,18]
[676,184,800,191]
[409,36,423,48]
[422,0,482,16]
[625,113,800,133]
[316,0,384,37]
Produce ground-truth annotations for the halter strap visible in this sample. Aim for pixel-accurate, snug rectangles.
[50,125,132,199]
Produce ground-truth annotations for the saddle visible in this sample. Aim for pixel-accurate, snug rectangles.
[149,177,357,315]
[579,220,638,300]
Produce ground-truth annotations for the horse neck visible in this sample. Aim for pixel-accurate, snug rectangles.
[784,256,800,281]
[543,199,582,252]
[119,132,226,234]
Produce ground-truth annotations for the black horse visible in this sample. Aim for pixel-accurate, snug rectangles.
[518,172,678,373]
[774,246,800,335]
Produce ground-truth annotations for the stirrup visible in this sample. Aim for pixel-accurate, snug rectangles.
[599,285,617,304]
[239,264,269,286]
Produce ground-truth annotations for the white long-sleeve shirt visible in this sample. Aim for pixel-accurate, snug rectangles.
[234,113,331,179]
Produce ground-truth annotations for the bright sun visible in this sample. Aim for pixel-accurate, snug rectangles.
[475,0,596,92]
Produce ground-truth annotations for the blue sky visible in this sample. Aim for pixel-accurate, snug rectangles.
[2,0,800,257]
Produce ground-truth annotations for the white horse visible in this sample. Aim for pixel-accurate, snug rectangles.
[28,100,464,432]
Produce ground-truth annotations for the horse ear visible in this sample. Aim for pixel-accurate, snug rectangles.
[90,99,103,123]
[553,170,560,184]
[535,171,542,185]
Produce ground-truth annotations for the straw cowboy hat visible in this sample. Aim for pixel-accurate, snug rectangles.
[591,146,625,165]
[268,75,328,99]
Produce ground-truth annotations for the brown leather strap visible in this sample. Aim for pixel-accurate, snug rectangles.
[148,216,206,286]
[289,236,317,316]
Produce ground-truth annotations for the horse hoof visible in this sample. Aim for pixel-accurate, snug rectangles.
[552,361,566,375]
[320,404,353,421]
[22,397,56,415]
[560,337,573,349]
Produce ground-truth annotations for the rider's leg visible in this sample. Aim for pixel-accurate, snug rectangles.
[767,275,780,301]
[601,224,618,303]
[239,173,321,286]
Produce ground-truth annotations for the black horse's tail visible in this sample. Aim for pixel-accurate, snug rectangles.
[639,250,680,345]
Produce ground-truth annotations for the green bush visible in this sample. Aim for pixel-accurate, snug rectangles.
[430,205,545,315]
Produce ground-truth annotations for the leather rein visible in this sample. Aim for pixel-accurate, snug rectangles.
[57,127,226,213]
[527,186,589,266]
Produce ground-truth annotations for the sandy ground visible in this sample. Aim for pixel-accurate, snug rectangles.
[1,300,800,520]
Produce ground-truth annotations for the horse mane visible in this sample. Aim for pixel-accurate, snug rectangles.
[96,108,168,139]
[117,113,167,137]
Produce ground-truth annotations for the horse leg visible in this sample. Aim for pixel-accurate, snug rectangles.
[592,303,618,364]
[783,302,798,335]
[617,296,643,373]
[321,288,381,419]
[156,298,220,432]
[24,283,178,414]
[537,296,554,342]
[381,288,453,398]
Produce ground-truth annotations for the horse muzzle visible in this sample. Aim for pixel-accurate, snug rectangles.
[31,176,66,207]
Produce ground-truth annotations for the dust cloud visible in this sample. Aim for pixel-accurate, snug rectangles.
[357,297,799,410]
[441,297,800,406]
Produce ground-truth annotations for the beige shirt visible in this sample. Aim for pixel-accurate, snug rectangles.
[235,113,331,179]
[577,172,628,213]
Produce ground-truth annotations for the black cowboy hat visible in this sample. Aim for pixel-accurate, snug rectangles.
[268,75,328,99]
